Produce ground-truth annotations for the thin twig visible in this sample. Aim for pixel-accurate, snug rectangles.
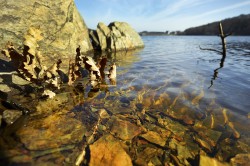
[199,46,223,55]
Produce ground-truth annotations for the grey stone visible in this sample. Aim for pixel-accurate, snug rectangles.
[3,109,22,125]
[91,21,144,51]
[109,22,144,51]
[89,29,100,50]
[96,22,111,50]
[0,0,93,57]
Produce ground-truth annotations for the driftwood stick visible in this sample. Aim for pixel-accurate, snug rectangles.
[200,22,232,56]
[219,22,226,55]
[219,22,232,55]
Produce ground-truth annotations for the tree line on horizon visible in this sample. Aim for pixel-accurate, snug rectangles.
[140,14,250,36]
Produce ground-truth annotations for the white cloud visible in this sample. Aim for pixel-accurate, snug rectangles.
[190,0,250,19]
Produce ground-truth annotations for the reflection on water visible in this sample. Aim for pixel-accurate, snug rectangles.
[209,54,226,89]
[1,36,250,165]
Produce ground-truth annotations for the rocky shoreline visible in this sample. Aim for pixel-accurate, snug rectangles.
[0,0,249,165]
[1,48,250,165]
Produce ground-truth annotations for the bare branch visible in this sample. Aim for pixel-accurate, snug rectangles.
[199,46,223,55]
[225,33,232,38]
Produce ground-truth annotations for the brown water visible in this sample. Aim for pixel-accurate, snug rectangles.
[1,36,250,165]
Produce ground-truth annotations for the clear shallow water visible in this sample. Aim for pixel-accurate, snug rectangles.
[1,36,250,165]
[116,36,250,117]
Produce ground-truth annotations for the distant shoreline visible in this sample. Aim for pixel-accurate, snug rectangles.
[140,14,250,36]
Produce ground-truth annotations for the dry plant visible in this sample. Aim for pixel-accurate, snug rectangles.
[1,27,117,98]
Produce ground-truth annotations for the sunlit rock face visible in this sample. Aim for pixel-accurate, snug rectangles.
[89,22,144,52]
[0,0,93,57]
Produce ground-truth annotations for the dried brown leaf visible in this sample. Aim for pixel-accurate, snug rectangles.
[108,63,116,79]
[84,56,100,76]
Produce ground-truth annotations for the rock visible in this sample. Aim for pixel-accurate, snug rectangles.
[193,126,222,147]
[12,74,31,85]
[89,29,100,50]
[98,109,110,119]
[34,93,68,116]
[169,139,193,162]
[193,136,212,153]
[0,84,11,92]
[89,134,132,166]
[109,22,144,51]
[0,0,92,56]
[140,131,166,147]
[91,21,144,51]
[158,116,188,141]
[96,22,111,50]
[215,139,249,162]
[199,155,230,166]
[16,114,85,150]
[109,116,142,140]
[230,154,250,166]
[2,109,22,125]
[135,147,163,166]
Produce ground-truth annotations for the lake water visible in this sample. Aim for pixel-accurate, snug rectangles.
[1,36,250,165]
[115,36,250,122]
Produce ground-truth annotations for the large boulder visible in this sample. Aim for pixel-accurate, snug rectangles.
[0,0,93,57]
[90,22,144,52]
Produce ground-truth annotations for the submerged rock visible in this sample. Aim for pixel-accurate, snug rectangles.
[169,139,193,163]
[109,117,142,140]
[89,134,132,166]
[0,0,92,56]
[135,147,163,166]
[16,114,85,150]
[140,130,166,147]
[199,155,229,166]
[2,109,22,125]
[230,154,250,166]
[35,93,69,116]
[193,126,222,147]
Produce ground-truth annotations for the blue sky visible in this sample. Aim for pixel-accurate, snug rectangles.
[75,0,250,32]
